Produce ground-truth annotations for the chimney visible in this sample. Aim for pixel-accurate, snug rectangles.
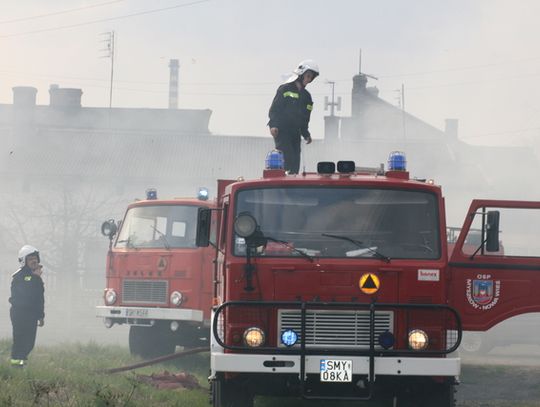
[351,74,368,117]
[49,85,82,108]
[12,86,37,108]
[445,119,458,139]
[168,59,179,109]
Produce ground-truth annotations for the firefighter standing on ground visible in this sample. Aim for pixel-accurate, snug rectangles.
[9,245,45,367]
[268,60,319,174]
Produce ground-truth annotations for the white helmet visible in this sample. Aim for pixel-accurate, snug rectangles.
[18,245,40,267]
[285,59,320,83]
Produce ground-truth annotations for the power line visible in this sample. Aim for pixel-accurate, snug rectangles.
[0,68,278,86]
[0,0,213,39]
[0,0,126,25]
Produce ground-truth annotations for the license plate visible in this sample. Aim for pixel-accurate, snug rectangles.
[320,359,352,382]
[125,308,149,318]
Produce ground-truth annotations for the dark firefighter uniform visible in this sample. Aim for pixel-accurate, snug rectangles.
[268,82,313,174]
[9,265,45,366]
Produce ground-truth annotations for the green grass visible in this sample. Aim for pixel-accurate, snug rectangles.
[0,340,364,407]
[2,340,540,407]
[0,339,210,406]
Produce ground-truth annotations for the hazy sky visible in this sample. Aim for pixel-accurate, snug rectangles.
[1,0,540,145]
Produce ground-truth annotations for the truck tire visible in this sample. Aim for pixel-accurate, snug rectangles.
[212,376,254,407]
[176,324,210,348]
[129,325,176,359]
[395,382,455,407]
[422,382,456,407]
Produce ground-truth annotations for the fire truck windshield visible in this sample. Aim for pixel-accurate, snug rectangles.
[234,187,440,259]
[115,205,199,249]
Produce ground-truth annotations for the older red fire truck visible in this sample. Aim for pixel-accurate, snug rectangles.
[96,188,215,358]
[196,151,540,406]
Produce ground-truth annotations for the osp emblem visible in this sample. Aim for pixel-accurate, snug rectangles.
[466,277,500,310]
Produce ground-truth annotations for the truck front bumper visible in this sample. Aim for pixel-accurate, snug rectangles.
[212,351,460,377]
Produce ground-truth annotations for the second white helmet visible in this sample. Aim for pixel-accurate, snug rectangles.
[285,59,320,83]
[293,59,320,77]
[18,245,40,267]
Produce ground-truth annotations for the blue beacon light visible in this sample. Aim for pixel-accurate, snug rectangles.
[146,188,157,200]
[265,150,284,170]
[378,330,395,350]
[281,329,298,347]
[198,187,209,201]
[388,151,407,171]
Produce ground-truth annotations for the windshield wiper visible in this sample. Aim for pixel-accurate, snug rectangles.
[264,236,314,263]
[150,225,171,250]
[322,233,390,263]
[117,236,137,249]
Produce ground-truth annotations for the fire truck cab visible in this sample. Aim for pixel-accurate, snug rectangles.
[196,152,540,406]
[96,188,216,358]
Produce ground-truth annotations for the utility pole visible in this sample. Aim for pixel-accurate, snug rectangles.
[394,84,405,110]
[100,31,115,109]
[401,83,407,142]
[393,84,407,142]
[401,83,405,111]
[168,59,179,109]
[324,80,341,141]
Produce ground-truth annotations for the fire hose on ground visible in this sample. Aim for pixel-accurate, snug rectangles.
[103,346,208,374]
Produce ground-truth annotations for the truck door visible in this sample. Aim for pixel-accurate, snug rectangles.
[449,199,540,330]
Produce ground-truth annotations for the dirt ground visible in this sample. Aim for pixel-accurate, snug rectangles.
[457,346,540,407]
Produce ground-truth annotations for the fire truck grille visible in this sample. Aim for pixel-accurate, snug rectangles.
[122,280,168,304]
[278,309,394,348]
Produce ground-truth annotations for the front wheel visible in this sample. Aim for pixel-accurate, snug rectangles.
[129,325,176,359]
[422,382,456,407]
[176,324,210,348]
[395,381,456,407]
[212,376,254,407]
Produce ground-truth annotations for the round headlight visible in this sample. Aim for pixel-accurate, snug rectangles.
[170,291,184,306]
[234,214,257,238]
[408,329,429,350]
[243,327,265,347]
[105,288,117,305]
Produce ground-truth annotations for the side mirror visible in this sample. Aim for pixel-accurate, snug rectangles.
[196,208,212,247]
[101,219,118,240]
[485,211,500,252]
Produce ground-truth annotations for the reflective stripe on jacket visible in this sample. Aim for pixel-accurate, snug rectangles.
[268,82,313,139]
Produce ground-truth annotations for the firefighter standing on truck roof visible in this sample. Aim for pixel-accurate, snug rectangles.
[268,59,319,174]
[9,245,45,367]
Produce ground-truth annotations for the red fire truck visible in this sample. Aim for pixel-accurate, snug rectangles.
[195,152,540,406]
[96,188,216,358]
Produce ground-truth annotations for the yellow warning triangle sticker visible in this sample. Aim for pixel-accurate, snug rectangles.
[157,257,167,270]
[359,273,380,294]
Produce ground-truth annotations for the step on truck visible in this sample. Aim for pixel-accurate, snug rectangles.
[97,188,216,358]
[195,151,540,406]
